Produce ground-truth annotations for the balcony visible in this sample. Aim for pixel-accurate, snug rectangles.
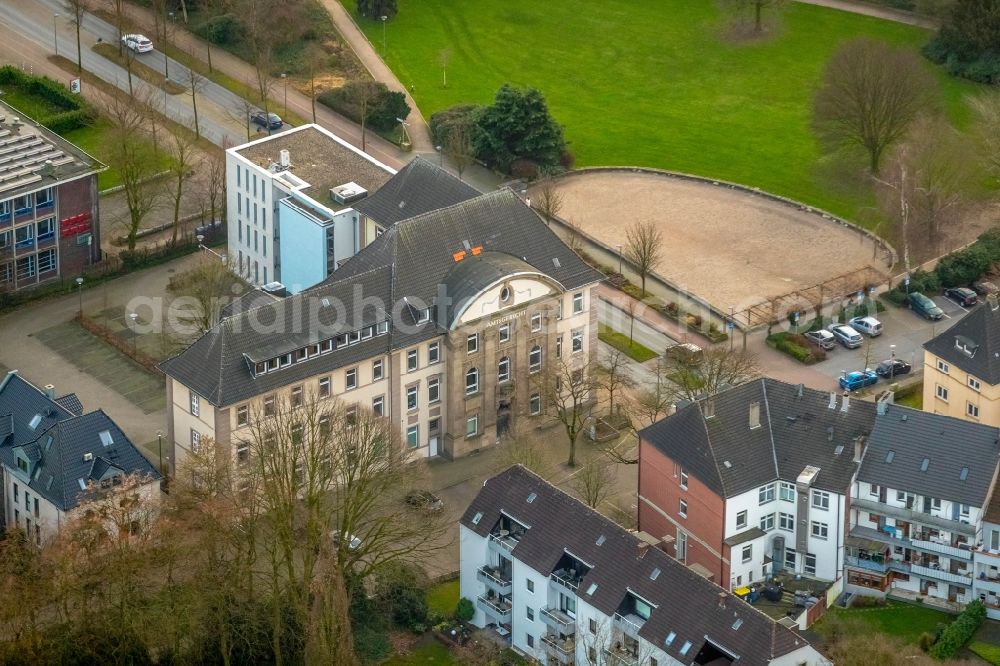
[541,607,576,635]
[851,525,974,560]
[613,613,645,640]
[550,569,583,595]
[852,498,976,536]
[911,563,972,587]
[476,566,513,596]
[541,634,576,665]
[476,594,512,623]
[487,532,519,557]
[602,645,639,666]
[846,555,889,573]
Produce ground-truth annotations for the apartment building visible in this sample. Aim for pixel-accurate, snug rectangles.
[845,402,1000,607]
[972,490,1000,619]
[922,295,1000,426]
[638,379,876,590]
[0,102,103,291]
[160,189,602,471]
[460,465,829,666]
[0,371,160,544]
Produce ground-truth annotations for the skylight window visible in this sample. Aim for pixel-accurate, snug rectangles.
[920,458,929,472]
[596,535,606,546]
[680,641,692,656]
[960,467,970,481]
[885,451,895,463]
[99,430,113,447]
[732,618,744,630]
[471,511,483,525]
[527,492,537,504]
[586,583,598,595]
[665,632,676,646]
[650,568,661,581]
[29,414,42,430]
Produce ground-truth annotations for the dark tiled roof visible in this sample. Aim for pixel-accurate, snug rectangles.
[55,393,84,416]
[640,379,877,497]
[353,157,480,227]
[218,288,281,321]
[858,404,999,508]
[161,189,602,406]
[0,373,160,512]
[985,484,1000,525]
[460,466,813,666]
[923,302,1000,385]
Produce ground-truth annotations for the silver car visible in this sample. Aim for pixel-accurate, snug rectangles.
[828,324,863,349]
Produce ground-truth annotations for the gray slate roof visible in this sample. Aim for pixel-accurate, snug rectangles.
[858,403,1000,507]
[640,378,877,497]
[923,302,1000,386]
[161,189,602,407]
[461,466,813,666]
[353,157,480,227]
[0,372,160,512]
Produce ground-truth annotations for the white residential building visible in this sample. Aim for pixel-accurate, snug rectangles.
[460,465,830,666]
[973,507,1000,619]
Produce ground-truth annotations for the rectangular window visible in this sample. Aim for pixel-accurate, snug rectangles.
[937,359,949,374]
[372,395,384,417]
[961,504,971,517]
[37,249,55,273]
[760,513,775,531]
[805,553,817,575]
[190,393,200,416]
[14,194,31,213]
[812,490,830,510]
[263,395,275,417]
[680,469,689,489]
[466,415,478,437]
[36,187,53,208]
[467,333,478,354]
[779,481,795,502]
[407,386,418,411]
[571,329,583,353]
[15,255,35,280]
[736,510,747,529]
[870,484,879,497]
[968,402,980,419]
[317,376,331,399]
[936,384,948,402]
[36,218,54,240]
[742,544,752,563]
[428,376,440,404]
[779,512,794,531]
[428,342,440,364]
[785,549,796,569]
[969,376,981,391]
[236,405,249,427]
[290,386,303,408]
[811,521,829,540]
[190,429,201,453]
[406,425,419,448]
[573,292,584,313]
[531,312,542,332]
[526,607,534,621]
[759,483,776,505]
[407,349,418,371]
[527,579,534,593]
[526,635,534,649]
[236,444,250,466]
[346,368,358,391]
[556,335,562,358]
[530,393,541,415]
[679,499,688,517]
[499,323,510,344]
[372,359,384,381]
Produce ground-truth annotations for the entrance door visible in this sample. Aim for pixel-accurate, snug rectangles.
[496,400,512,439]
[429,437,438,457]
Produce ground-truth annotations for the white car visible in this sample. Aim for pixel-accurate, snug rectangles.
[848,316,883,337]
[121,34,154,53]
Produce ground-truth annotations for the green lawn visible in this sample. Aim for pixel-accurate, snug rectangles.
[815,602,952,645]
[599,324,658,362]
[383,641,457,666]
[0,88,67,120]
[426,579,460,618]
[359,0,980,224]
[970,641,1000,665]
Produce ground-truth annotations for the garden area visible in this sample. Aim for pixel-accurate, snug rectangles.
[357,0,978,223]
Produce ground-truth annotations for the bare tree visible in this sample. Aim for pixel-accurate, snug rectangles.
[496,422,556,479]
[629,358,676,429]
[438,49,451,88]
[813,38,937,173]
[109,0,126,55]
[167,132,199,244]
[229,80,260,141]
[970,91,1000,189]
[595,349,636,422]
[545,355,599,467]
[188,67,209,141]
[203,142,227,225]
[443,119,474,181]
[64,0,88,73]
[571,458,615,509]
[667,346,760,403]
[534,180,563,224]
[107,94,162,251]
[625,220,664,297]
[723,0,786,33]
[304,44,327,124]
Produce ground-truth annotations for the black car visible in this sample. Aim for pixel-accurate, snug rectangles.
[944,287,978,307]
[251,111,283,130]
[404,490,443,513]
[875,359,912,378]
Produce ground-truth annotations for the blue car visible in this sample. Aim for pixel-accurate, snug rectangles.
[839,370,878,392]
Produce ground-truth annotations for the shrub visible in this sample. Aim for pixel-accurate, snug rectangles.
[318,81,411,133]
[375,563,429,631]
[918,631,935,652]
[767,332,825,365]
[928,599,986,659]
[882,288,909,307]
[936,243,992,287]
[509,158,540,181]
[198,14,244,46]
[429,104,482,145]
[455,598,475,623]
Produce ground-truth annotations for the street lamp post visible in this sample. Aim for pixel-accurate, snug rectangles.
[435,145,443,166]
[157,430,164,475]
[380,15,388,54]
[129,312,139,357]
[165,12,174,80]
[730,305,736,351]
[280,73,288,116]
[53,14,59,57]
[890,344,897,382]
[75,277,84,320]
[615,244,623,276]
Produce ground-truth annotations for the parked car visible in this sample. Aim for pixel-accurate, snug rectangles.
[972,281,999,296]
[121,34,154,53]
[405,489,443,513]
[875,359,912,378]
[331,531,362,552]
[944,287,978,307]
[668,342,703,366]
[803,329,836,351]
[828,324,863,349]
[848,316,883,337]
[251,110,283,130]
[839,369,878,391]
[907,292,944,321]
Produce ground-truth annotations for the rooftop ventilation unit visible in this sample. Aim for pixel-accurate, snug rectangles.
[330,182,368,205]
[261,282,287,297]
[83,452,93,462]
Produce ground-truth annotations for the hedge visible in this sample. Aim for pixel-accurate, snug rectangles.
[317,81,410,133]
[767,332,826,365]
[928,599,985,659]
[0,65,95,133]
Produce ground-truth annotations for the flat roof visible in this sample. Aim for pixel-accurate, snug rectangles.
[0,101,104,199]
[233,124,395,203]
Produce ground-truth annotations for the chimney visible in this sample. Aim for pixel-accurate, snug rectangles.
[279,149,290,168]
[83,452,93,461]
[853,436,864,463]
[718,591,727,609]
[876,399,888,416]
[828,392,837,410]
[749,401,760,429]
[638,542,650,559]
[797,383,804,399]
[841,393,850,413]
[44,384,55,400]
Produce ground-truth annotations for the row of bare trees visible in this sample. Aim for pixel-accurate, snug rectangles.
[0,394,447,665]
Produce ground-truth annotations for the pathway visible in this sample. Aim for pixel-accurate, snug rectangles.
[794,0,937,28]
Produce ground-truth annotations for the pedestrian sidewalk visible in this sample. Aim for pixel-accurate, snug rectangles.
[794,0,936,27]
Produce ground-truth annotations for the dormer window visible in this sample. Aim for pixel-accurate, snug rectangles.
[17,457,28,473]
[417,308,431,323]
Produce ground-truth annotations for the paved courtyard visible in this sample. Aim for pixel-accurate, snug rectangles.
[542,171,891,312]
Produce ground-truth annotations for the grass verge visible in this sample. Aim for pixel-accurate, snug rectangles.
[599,324,657,362]
[814,602,952,645]
[970,641,1000,665]
[92,43,187,94]
[426,579,459,618]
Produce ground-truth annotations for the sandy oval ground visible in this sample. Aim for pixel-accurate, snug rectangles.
[540,171,891,311]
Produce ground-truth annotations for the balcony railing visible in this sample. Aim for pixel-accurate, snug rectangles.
[613,613,645,640]
[911,563,972,587]
[846,555,889,573]
[550,571,582,594]
[476,566,513,595]
[602,646,639,666]
[487,532,519,556]
[851,498,976,536]
[476,595,512,622]
[541,607,576,634]
[541,634,576,665]
[851,525,974,560]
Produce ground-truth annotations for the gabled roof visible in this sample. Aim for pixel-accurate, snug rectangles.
[460,466,815,666]
[640,378,876,497]
[161,189,602,406]
[353,157,480,227]
[0,372,160,512]
[858,404,999,508]
[923,301,1000,385]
